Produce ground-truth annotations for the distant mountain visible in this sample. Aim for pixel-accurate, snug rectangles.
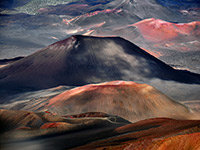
[1,0,199,59]
[0,35,199,93]
[89,18,200,51]
[156,0,200,10]
[133,18,200,44]
[89,18,200,73]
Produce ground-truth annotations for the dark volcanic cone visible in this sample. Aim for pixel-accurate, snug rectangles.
[0,35,199,93]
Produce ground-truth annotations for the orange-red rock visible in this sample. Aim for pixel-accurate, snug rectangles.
[134,18,200,43]
[40,122,71,129]
[122,132,200,150]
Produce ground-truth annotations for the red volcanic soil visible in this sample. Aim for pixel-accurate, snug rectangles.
[149,132,200,150]
[46,81,194,122]
[1,109,200,150]
[100,132,200,150]
[141,47,162,57]
[61,8,121,26]
[75,118,200,150]
[133,18,200,43]
[40,122,71,129]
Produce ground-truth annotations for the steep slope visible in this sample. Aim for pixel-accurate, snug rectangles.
[12,81,198,122]
[0,35,199,93]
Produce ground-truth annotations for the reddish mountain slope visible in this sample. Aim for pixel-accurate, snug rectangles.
[41,81,196,122]
[133,18,200,43]
[1,109,200,150]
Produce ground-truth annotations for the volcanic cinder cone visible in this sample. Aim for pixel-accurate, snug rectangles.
[0,35,199,94]
[34,81,197,122]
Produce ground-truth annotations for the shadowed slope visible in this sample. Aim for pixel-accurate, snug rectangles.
[0,35,199,94]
